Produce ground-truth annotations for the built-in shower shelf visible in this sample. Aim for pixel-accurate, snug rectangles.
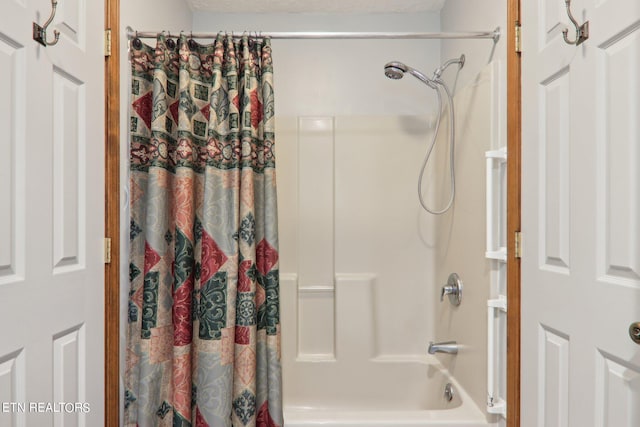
[485,148,507,160]
[486,398,507,417]
[485,247,507,262]
[485,148,507,259]
[485,144,507,418]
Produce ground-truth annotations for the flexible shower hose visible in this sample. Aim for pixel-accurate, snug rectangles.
[417,78,455,215]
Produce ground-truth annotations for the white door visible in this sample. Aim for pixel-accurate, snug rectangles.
[0,0,104,426]
[522,0,640,425]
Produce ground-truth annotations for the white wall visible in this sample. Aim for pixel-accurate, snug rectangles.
[440,0,506,89]
[437,1,507,421]
[192,13,442,116]
[119,2,193,425]
[190,11,448,409]
[277,115,438,406]
[431,63,503,421]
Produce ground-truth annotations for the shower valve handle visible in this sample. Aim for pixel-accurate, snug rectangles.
[440,273,463,306]
[441,285,455,301]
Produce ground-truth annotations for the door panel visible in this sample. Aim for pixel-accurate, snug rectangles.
[56,0,84,45]
[539,67,571,272]
[522,1,640,426]
[52,67,85,272]
[0,1,104,425]
[595,351,640,425]
[0,31,26,286]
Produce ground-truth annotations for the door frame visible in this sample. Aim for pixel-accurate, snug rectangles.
[104,0,120,426]
[506,0,521,426]
[101,1,523,426]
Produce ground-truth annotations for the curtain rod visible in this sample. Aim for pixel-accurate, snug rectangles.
[126,27,501,42]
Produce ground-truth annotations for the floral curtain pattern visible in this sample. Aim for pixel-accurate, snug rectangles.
[125,34,282,427]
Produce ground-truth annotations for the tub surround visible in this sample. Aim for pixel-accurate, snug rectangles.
[117,6,507,426]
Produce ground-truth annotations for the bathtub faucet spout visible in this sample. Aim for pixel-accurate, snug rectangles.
[428,341,458,354]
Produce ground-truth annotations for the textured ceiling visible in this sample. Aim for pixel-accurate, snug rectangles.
[185,0,446,14]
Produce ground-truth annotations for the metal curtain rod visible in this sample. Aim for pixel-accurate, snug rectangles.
[126,27,501,42]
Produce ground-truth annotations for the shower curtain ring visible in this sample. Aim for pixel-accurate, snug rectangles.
[132,30,142,50]
[166,31,177,50]
[188,32,198,50]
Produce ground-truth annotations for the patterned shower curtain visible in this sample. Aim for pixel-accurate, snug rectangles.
[125,33,282,427]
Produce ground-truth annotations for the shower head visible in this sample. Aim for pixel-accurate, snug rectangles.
[385,54,465,87]
[384,61,408,80]
[384,61,435,87]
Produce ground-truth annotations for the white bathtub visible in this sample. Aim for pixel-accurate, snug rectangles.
[283,357,492,427]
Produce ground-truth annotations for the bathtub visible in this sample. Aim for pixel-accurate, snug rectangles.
[283,357,492,427]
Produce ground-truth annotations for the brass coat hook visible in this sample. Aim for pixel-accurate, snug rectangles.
[562,0,589,45]
[33,0,60,47]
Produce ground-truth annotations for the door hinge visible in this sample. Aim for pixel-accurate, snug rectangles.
[104,29,112,57]
[514,231,522,259]
[514,22,522,54]
[104,238,112,264]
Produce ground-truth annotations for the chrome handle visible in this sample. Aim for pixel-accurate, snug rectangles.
[440,273,462,306]
[630,322,640,344]
[440,285,452,301]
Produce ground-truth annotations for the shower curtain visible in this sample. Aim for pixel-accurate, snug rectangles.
[125,34,282,427]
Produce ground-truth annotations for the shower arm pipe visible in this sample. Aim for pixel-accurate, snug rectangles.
[126,27,501,42]
[433,55,465,78]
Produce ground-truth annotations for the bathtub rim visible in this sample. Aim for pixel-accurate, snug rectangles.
[283,355,491,426]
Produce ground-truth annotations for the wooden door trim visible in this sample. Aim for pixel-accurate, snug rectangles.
[105,0,120,425]
[506,0,521,426]
[102,1,522,426]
